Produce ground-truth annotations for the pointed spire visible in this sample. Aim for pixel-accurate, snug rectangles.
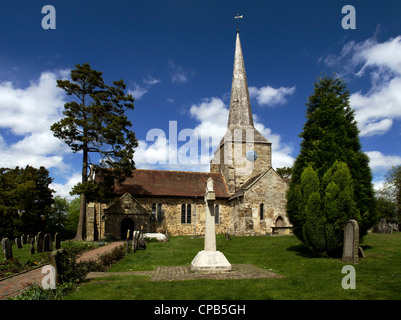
[227,31,254,129]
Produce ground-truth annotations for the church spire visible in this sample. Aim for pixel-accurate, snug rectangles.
[227,30,254,129]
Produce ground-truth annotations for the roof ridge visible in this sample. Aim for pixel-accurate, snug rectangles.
[134,168,223,175]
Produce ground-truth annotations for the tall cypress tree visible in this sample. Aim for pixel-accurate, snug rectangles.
[287,75,377,248]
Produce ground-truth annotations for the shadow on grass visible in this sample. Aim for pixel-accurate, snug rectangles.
[286,243,341,258]
[286,243,314,258]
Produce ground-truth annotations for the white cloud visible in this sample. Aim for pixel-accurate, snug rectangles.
[0,70,71,170]
[168,61,190,84]
[143,76,161,85]
[50,172,81,200]
[128,75,161,100]
[365,151,401,172]
[249,85,295,107]
[324,35,401,137]
[0,71,65,135]
[350,76,401,136]
[128,83,148,100]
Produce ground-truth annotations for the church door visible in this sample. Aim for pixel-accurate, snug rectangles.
[121,217,135,240]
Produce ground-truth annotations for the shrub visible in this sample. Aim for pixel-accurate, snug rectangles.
[292,161,361,257]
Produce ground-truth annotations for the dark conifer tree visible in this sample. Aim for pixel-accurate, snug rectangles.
[287,75,377,252]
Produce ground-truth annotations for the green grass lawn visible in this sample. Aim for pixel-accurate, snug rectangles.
[65,232,401,300]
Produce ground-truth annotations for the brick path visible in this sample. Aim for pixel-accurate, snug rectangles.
[85,264,283,282]
[0,241,124,300]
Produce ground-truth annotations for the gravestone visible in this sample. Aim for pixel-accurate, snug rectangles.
[2,238,13,260]
[378,219,387,234]
[342,219,359,264]
[50,249,66,284]
[21,234,25,245]
[27,235,31,244]
[132,231,140,252]
[15,237,22,249]
[30,238,35,255]
[225,232,231,240]
[36,232,44,253]
[54,232,61,250]
[43,233,52,252]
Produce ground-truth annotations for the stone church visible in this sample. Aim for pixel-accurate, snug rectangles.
[86,30,291,241]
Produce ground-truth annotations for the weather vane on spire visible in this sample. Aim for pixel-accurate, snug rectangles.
[235,14,243,32]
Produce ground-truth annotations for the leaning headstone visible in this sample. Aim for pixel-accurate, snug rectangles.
[15,237,22,249]
[2,238,13,260]
[30,238,35,255]
[358,246,365,258]
[54,232,61,250]
[21,234,25,245]
[43,233,52,252]
[342,219,359,264]
[36,232,44,253]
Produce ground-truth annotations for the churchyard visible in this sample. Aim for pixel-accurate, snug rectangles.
[64,232,401,300]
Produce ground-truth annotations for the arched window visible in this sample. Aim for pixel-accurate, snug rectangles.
[260,203,264,220]
[157,203,163,222]
[181,204,186,223]
[181,204,192,224]
[186,204,192,224]
[151,203,157,221]
[215,204,220,224]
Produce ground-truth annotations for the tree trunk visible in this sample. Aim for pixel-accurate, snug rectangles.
[73,147,88,241]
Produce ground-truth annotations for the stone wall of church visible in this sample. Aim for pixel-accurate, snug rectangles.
[86,197,231,240]
[231,169,291,235]
[137,197,231,236]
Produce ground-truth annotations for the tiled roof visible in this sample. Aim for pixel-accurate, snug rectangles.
[95,169,230,199]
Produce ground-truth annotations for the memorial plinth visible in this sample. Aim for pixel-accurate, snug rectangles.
[190,178,232,272]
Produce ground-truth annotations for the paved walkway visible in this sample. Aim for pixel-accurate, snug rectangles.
[85,264,283,282]
[0,241,124,300]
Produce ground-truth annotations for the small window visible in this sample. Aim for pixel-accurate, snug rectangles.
[151,203,157,221]
[181,204,186,223]
[215,204,220,224]
[181,204,192,224]
[157,203,163,222]
[260,203,264,220]
[186,204,192,224]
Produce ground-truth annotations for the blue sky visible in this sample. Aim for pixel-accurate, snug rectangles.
[0,1,401,199]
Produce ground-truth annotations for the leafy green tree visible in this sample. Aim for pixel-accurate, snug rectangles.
[65,197,81,238]
[287,75,377,246]
[51,63,138,240]
[276,167,292,181]
[0,166,54,238]
[375,165,401,223]
[45,196,69,236]
[385,165,401,221]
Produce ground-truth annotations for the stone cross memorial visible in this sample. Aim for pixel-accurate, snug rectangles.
[191,178,232,272]
[342,219,359,265]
